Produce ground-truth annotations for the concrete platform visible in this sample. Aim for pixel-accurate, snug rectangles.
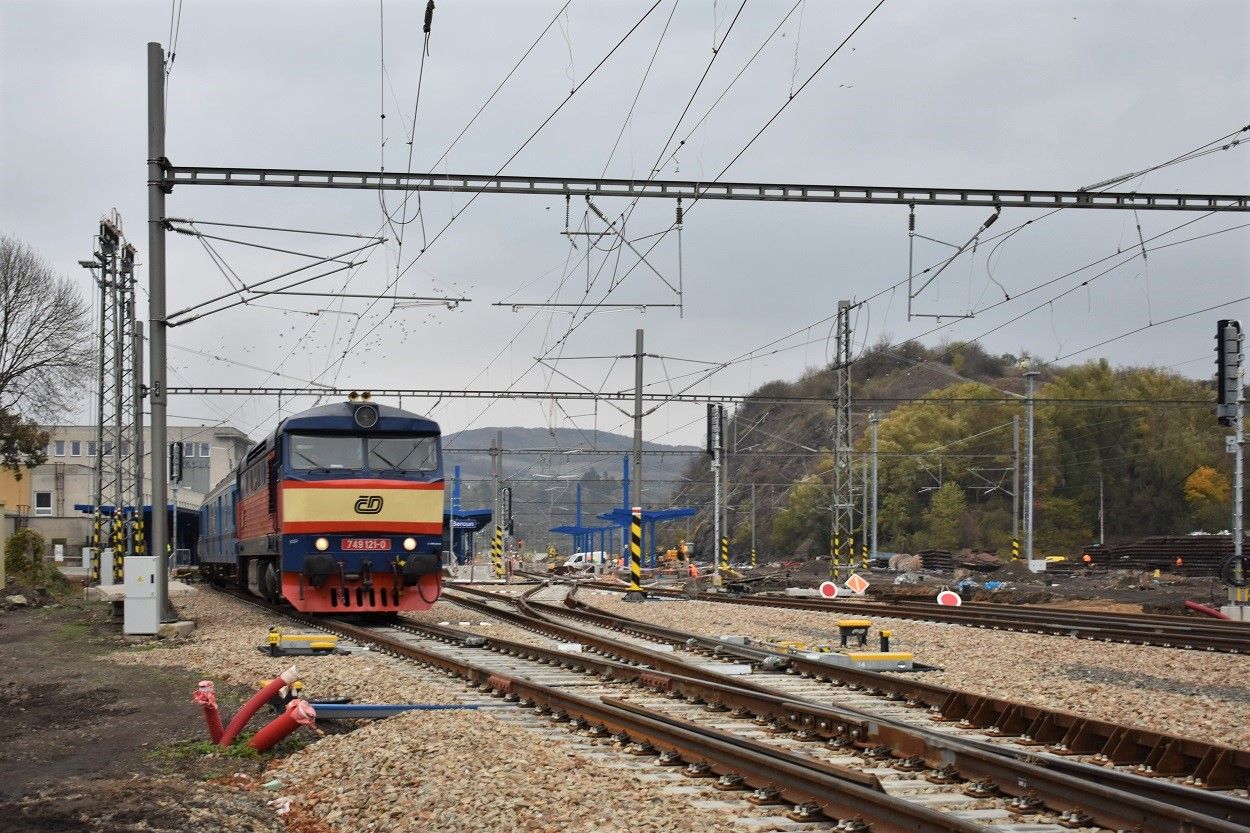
[84,580,198,602]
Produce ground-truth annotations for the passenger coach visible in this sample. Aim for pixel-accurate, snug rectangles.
[199,398,445,612]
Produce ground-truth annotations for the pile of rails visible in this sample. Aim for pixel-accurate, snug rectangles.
[1084,534,1248,576]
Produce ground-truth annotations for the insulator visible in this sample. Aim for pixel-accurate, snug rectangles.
[908,205,915,232]
[423,0,434,34]
[676,199,683,226]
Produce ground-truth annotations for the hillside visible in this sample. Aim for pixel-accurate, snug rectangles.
[666,339,1237,561]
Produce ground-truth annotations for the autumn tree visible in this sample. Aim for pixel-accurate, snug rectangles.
[918,481,968,550]
[1184,465,1232,532]
[0,236,93,478]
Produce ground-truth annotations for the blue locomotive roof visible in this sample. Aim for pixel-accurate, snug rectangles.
[278,402,440,435]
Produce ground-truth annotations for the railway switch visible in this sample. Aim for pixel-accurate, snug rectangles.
[263,626,340,657]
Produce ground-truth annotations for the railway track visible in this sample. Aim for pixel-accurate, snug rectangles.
[572,577,1250,654]
[442,583,1250,826]
[208,583,1249,831]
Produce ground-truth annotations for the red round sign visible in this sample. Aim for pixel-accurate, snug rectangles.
[936,590,962,607]
[819,581,839,599]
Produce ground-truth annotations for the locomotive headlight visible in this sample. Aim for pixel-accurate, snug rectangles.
[315,537,330,552]
[403,537,417,551]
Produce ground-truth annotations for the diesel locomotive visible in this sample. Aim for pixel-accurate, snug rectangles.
[198,399,445,612]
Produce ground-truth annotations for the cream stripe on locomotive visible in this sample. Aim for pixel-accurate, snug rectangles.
[282,482,443,531]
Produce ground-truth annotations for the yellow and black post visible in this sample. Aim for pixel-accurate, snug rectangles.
[111,511,124,584]
[625,506,644,602]
[1011,539,1020,560]
[861,542,868,572]
[750,547,757,569]
[720,536,729,571]
[490,525,505,579]
[90,510,102,584]
[832,534,841,580]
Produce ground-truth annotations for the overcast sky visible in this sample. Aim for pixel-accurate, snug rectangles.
[2,0,1248,459]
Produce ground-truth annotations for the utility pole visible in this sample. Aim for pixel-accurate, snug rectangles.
[1099,475,1105,546]
[870,412,879,563]
[750,482,757,568]
[1023,360,1040,566]
[633,329,644,513]
[1012,415,1020,545]
[831,300,853,577]
[147,42,171,620]
[708,403,724,572]
[491,430,502,574]
[861,452,868,570]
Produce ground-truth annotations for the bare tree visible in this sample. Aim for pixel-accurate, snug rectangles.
[0,235,93,418]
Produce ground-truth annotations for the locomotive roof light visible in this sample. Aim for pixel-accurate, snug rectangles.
[315,537,330,551]
[361,390,372,401]
[403,537,417,551]
[348,391,359,401]
[354,403,380,429]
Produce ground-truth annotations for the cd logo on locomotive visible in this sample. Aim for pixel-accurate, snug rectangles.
[353,495,384,514]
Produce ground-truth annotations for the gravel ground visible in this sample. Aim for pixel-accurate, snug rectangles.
[104,591,740,833]
[108,592,461,705]
[273,709,738,833]
[403,599,554,647]
[585,592,1250,750]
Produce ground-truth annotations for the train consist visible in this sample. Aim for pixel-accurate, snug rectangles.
[198,398,445,612]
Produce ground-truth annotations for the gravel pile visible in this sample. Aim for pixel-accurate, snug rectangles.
[108,592,462,705]
[589,593,1250,749]
[272,708,737,833]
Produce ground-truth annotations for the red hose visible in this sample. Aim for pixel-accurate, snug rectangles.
[1185,600,1231,620]
[218,666,300,747]
[193,680,224,744]
[248,699,317,752]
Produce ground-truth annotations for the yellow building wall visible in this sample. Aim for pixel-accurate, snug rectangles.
[0,470,29,509]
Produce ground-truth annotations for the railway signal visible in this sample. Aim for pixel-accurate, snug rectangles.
[936,590,962,606]
[818,580,839,599]
[1216,319,1242,427]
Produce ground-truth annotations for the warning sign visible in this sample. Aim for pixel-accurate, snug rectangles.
[818,581,839,599]
[936,590,962,606]
[845,573,870,595]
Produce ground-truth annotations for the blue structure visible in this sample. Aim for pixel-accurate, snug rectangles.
[598,506,698,568]
[445,508,492,564]
[75,502,200,562]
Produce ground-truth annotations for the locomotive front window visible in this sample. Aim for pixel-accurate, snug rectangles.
[289,434,364,470]
[367,436,439,472]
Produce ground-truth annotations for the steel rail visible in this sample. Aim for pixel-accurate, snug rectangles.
[583,581,1250,653]
[307,616,988,831]
[536,583,1250,793]
[402,610,1250,829]
[208,584,1248,827]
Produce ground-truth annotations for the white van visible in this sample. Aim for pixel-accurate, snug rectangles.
[562,551,609,572]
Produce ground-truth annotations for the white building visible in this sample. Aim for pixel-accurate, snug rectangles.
[24,423,253,548]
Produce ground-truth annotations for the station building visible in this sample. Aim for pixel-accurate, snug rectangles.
[0,423,253,557]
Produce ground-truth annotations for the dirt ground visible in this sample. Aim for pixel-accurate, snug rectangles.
[0,602,295,833]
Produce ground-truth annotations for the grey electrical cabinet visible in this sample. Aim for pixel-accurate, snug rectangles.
[123,556,160,635]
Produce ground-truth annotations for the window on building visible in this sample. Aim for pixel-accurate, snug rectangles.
[87,441,97,457]
[102,441,113,455]
[54,441,65,456]
[199,443,210,458]
[34,492,52,516]
[121,441,131,456]
[70,441,81,456]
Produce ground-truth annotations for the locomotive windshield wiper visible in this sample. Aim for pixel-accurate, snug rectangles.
[370,449,402,471]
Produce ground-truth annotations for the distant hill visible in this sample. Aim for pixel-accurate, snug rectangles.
[444,427,698,484]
